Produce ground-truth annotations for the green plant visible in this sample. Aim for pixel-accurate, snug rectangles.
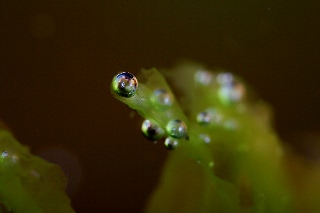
[111,62,320,213]
[0,125,74,213]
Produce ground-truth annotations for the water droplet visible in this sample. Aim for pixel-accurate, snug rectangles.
[218,82,245,104]
[112,72,138,98]
[194,70,213,85]
[166,119,187,139]
[151,89,173,109]
[197,112,211,125]
[199,134,211,144]
[164,137,179,150]
[216,72,234,85]
[216,73,245,104]
[141,119,165,140]
[1,151,8,158]
[196,109,223,126]
[1,151,18,164]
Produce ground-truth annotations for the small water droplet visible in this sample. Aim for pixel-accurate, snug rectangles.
[196,108,223,126]
[199,134,211,144]
[141,119,165,140]
[218,81,245,104]
[1,151,8,158]
[197,112,211,125]
[1,151,19,164]
[151,89,173,109]
[194,70,213,85]
[112,72,138,98]
[166,119,187,139]
[217,72,234,85]
[164,137,179,150]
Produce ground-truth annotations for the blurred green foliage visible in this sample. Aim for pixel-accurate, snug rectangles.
[112,63,320,213]
[0,126,74,213]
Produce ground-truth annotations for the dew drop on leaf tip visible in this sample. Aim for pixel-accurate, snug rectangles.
[112,72,138,98]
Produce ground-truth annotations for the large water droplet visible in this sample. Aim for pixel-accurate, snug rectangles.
[166,119,187,139]
[151,89,173,109]
[164,137,179,150]
[112,72,138,98]
[141,119,165,140]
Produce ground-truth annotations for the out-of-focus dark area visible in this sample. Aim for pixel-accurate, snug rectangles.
[0,1,319,212]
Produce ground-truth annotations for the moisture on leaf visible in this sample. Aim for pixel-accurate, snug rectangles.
[0,128,74,213]
[111,62,320,213]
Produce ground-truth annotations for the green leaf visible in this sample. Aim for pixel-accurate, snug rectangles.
[0,129,74,213]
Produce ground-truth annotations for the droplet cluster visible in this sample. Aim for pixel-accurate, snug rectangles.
[111,66,248,152]
[111,64,296,212]
[111,70,188,150]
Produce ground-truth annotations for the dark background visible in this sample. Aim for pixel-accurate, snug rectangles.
[0,1,319,212]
